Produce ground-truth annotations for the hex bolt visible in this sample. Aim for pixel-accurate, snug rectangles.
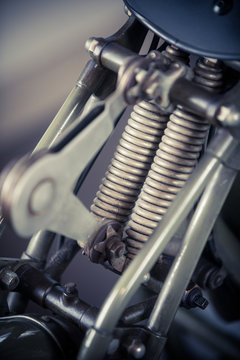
[0,268,19,290]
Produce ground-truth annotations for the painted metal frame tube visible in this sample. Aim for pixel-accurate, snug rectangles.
[77,130,238,360]
[147,163,238,336]
[34,60,106,151]
[7,61,106,312]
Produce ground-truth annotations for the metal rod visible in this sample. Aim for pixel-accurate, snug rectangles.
[22,231,55,264]
[45,239,79,281]
[7,61,106,312]
[120,296,157,325]
[7,231,56,313]
[77,130,238,360]
[34,60,106,151]
[15,264,98,333]
[147,163,238,336]
[170,78,220,120]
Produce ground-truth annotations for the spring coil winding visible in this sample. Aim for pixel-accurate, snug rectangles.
[91,101,169,223]
[125,58,224,261]
[91,45,189,224]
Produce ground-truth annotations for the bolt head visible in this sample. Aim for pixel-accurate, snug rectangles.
[63,282,78,297]
[0,269,19,290]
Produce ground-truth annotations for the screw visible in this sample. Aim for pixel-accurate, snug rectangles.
[193,294,208,309]
[183,287,208,310]
[0,268,19,290]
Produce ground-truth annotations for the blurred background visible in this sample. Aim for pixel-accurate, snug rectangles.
[0,0,126,168]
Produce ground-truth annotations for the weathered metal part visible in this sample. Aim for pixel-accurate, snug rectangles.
[84,220,126,272]
[16,264,98,333]
[34,61,108,152]
[125,58,224,262]
[91,101,168,224]
[0,88,127,244]
[77,130,239,360]
[147,161,239,340]
[91,45,189,229]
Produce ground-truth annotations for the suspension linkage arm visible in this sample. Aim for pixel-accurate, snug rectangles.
[0,87,127,246]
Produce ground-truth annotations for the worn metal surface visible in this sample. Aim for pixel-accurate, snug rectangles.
[147,162,238,338]
[77,130,239,360]
[0,88,127,243]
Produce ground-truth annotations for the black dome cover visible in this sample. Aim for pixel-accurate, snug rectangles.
[124,0,240,59]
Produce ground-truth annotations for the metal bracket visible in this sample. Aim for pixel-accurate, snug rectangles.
[0,88,127,246]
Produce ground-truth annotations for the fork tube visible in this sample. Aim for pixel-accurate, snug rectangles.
[78,130,237,360]
[147,163,237,337]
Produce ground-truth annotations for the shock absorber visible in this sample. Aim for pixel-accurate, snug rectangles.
[90,45,189,225]
[125,57,224,261]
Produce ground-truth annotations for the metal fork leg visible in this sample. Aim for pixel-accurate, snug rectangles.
[147,162,238,359]
[77,130,239,360]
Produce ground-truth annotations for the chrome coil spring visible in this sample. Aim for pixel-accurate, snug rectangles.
[91,101,169,223]
[125,58,224,261]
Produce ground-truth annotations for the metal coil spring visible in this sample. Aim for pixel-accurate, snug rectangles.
[162,45,189,65]
[125,58,224,261]
[91,100,169,223]
[194,58,224,91]
[91,45,190,225]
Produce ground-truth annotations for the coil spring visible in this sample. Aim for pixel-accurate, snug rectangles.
[91,101,169,223]
[125,58,224,261]
[162,45,189,65]
[91,45,189,225]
